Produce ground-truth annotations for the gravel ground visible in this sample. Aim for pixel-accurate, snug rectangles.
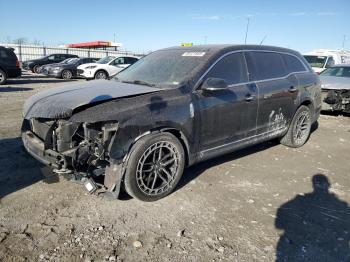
[0,72,350,262]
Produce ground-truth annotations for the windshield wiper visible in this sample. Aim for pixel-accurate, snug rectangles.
[121,80,156,87]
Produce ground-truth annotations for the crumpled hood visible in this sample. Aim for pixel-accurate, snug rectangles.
[23,80,160,119]
[320,76,350,91]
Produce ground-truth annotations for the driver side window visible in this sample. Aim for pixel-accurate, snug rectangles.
[47,55,56,61]
[325,57,335,68]
[204,52,248,85]
[112,57,125,65]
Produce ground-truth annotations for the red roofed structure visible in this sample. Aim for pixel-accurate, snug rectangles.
[68,41,122,50]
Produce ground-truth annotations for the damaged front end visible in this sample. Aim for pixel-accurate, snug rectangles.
[322,89,350,113]
[21,118,122,197]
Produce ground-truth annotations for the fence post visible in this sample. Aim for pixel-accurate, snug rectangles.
[66,48,69,54]
[88,50,90,58]
[18,44,22,62]
[43,46,47,56]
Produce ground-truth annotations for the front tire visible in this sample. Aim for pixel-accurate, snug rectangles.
[61,70,73,79]
[280,105,312,148]
[0,69,7,85]
[94,70,108,79]
[124,133,185,201]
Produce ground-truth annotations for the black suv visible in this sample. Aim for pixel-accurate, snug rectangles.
[21,45,321,201]
[22,53,79,73]
[0,46,21,85]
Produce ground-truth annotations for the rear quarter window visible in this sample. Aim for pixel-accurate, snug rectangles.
[245,51,287,81]
[283,54,306,73]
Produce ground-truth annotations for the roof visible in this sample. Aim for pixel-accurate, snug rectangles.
[160,44,302,57]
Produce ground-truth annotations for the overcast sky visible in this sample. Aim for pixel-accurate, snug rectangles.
[1,0,349,53]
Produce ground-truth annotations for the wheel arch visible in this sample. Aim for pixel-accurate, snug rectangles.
[94,69,109,78]
[0,66,7,76]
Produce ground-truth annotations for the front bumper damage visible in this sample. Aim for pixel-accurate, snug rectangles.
[322,89,350,113]
[21,118,124,199]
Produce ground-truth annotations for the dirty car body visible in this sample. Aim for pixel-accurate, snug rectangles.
[320,65,350,113]
[22,45,321,201]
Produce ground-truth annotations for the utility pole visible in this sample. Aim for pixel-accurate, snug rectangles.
[113,33,116,43]
[244,17,250,44]
[342,35,346,50]
[204,35,207,44]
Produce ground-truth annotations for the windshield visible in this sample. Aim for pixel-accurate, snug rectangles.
[67,58,79,64]
[303,55,327,68]
[97,56,115,64]
[320,67,350,78]
[114,49,209,88]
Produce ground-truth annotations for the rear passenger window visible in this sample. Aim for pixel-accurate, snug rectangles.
[245,51,286,81]
[204,53,248,85]
[0,50,9,58]
[283,54,306,73]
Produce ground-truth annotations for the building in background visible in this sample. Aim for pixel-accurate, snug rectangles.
[67,41,122,51]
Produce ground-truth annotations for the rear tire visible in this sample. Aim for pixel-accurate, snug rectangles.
[94,70,108,79]
[33,65,41,74]
[280,105,312,148]
[61,70,73,79]
[0,69,7,85]
[124,133,185,201]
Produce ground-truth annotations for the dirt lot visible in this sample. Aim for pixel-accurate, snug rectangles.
[0,72,349,262]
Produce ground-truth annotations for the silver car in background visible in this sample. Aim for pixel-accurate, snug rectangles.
[320,65,350,113]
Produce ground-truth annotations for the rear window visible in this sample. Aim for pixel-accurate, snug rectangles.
[283,54,306,73]
[245,51,287,81]
[0,50,9,59]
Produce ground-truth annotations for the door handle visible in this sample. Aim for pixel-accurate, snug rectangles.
[289,86,297,93]
[245,94,255,102]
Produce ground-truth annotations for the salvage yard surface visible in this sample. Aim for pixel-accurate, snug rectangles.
[1,73,350,261]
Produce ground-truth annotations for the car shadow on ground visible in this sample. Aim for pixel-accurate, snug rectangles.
[0,87,34,92]
[177,140,280,192]
[5,78,77,85]
[321,110,350,117]
[275,174,350,261]
[176,121,319,193]
[0,137,58,199]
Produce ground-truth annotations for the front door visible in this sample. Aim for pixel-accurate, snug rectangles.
[194,52,258,155]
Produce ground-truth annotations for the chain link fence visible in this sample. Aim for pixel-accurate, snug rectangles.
[0,43,146,62]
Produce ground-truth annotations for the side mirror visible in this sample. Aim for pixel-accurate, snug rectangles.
[201,77,228,91]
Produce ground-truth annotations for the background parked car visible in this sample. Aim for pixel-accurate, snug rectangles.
[41,57,98,79]
[0,46,21,85]
[39,58,78,74]
[77,55,139,80]
[320,65,350,113]
[22,53,79,73]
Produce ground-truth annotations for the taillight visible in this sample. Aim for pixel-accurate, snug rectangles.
[16,59,20,68]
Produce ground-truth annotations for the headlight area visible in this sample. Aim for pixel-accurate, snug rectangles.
[22,118,119,191]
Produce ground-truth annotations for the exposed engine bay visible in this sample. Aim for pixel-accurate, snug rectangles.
[22,118,120,196]
[323,89,350,113]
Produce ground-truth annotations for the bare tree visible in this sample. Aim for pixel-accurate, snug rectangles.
[13,37,28,45]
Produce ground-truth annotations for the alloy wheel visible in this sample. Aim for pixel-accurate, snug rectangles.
[293,111,311,145]
[136,141,180,196]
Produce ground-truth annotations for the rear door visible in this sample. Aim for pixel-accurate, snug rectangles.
[109,57,127,75]
[245,51,298,135]
[195,52,258,153]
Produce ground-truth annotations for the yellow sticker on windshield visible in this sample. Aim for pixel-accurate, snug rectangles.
[182,52,206,57]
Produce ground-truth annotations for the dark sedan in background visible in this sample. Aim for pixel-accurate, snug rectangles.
[22,53,79,73]
[320,65,350,113]
[41,57,98,79]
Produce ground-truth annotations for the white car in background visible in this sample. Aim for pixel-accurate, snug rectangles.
[303,49,350,74]
[77,55,139,80]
